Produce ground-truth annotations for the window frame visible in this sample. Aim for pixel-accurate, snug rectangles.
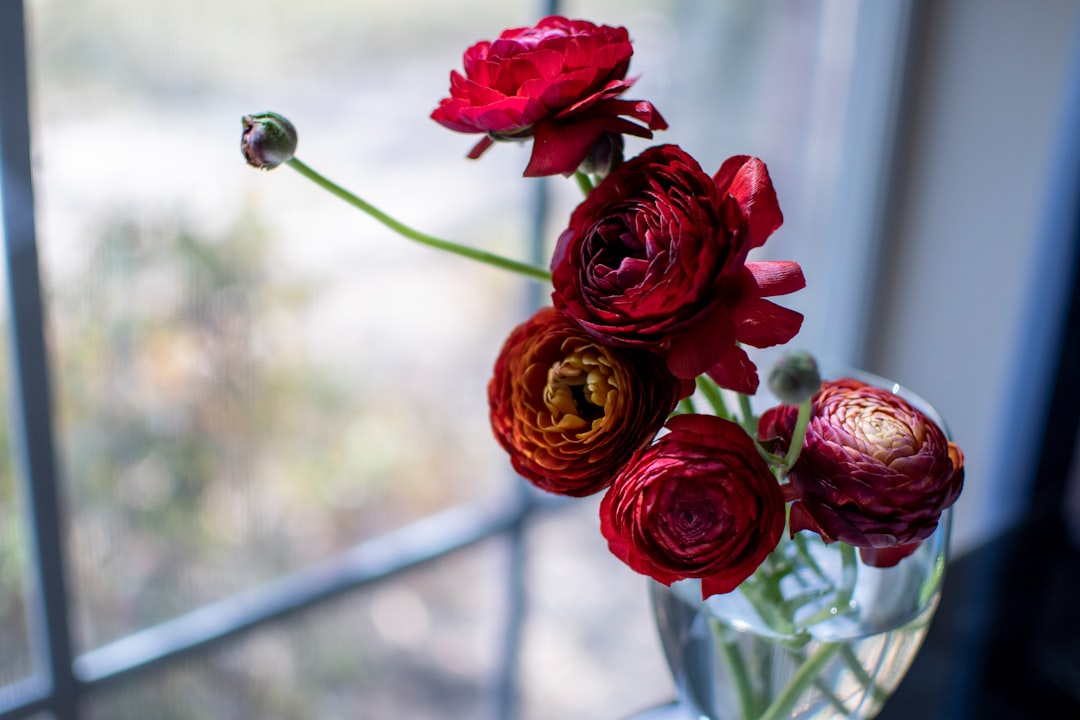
[0,0,947,717]
[0,1,560,717]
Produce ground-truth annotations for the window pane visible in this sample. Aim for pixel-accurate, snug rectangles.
[521,499,674,719]
[0,201,36,692]
[81,540,506,720]
[25,0,531,652]
[559,0,864,363]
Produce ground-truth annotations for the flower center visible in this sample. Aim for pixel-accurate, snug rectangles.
[855,408,919,462]
[543,348,617,432]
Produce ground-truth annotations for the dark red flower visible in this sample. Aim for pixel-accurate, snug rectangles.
[758,378,965,567]
[431,16,666,177]
[600,414,785,598]
[551,144,805,393]
[488,307,691,497]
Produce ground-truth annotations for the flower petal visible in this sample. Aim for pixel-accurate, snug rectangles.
[467,135,495,160]
[665,304,738,379]
[733,296,804,348]
[746,261,806,296]
[524,117,607,177]
[705,344,759,394]
[713,156,783,249]
[859,542,923,568]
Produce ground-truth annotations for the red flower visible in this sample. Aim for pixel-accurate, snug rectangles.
[758,378,965,567]
[600,414,785,598]
[488,307,690,497]
[551,144,805,393]
[431,16,666,177]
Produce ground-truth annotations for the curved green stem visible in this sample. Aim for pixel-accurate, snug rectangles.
[286,158,552,282]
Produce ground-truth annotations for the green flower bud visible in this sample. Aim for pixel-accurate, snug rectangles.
[767,351,821,406]
[241,112,297,170]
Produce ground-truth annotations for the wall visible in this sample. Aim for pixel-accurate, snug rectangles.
[866,0,1080,554]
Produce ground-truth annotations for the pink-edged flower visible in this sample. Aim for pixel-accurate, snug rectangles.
[431,16,666,177]
[551,144,805,394]
[488,307,691,497]
[758,378,966,567]
[600,414,786,598]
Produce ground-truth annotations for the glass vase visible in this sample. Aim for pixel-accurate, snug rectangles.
[643,371,954,720]
[650,511,948,719]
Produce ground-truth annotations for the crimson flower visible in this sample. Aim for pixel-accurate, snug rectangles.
[758,378,965,567]
[431,16,666,177]
[551,144,805,394]
[600,414,786,598]
[488,307,690,497]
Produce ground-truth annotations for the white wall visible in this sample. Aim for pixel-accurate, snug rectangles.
[865,0,1080,555]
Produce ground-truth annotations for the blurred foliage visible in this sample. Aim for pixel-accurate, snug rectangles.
[49,210,326,649]
[0,339,32,686]
[41,206,500,652]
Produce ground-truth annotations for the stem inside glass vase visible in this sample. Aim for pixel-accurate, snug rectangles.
[651,507,950,720]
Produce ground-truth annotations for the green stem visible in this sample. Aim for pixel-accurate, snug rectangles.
[792,533,828,583]
[677,395,696,415]
[757,642,842,720]
[755,442,787,469]
[711,618,760,720]
[809,674,851,715]
[781,398,813,471]
[286,158,552,282]
[799,542,858,628]
[838,645,890,705]
[738,393,756,434]
[695,375,731,420]
[739,578,796,637]
[574,170,595,195]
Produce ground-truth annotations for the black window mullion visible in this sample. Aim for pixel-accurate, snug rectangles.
[0,0,80,718]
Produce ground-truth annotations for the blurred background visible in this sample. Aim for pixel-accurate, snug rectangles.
[0,0,1078,718]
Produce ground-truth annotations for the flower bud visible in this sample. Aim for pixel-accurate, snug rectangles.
[767,351,821,405]
[578,132,624,179]
[758,378,965,566]
[241,112,297,170]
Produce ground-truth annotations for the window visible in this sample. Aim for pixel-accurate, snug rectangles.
[1,1,909,717]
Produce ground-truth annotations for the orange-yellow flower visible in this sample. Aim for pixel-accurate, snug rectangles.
[488,307,690,496]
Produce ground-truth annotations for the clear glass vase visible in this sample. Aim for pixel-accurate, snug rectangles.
[644,371,954,720]
[650,510,949,720]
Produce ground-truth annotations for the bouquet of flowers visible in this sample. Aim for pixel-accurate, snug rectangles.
[242,15,965,719]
